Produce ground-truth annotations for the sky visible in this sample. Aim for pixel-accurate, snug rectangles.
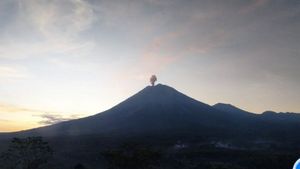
[0,0,299,132]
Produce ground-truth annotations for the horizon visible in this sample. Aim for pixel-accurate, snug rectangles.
[0,0,299,132]
[0,83,298,133]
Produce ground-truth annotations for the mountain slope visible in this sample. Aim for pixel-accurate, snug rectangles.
[212,103,300,141]
[7,84,246,138]
[213,103,254,116]
[1,84,300,142]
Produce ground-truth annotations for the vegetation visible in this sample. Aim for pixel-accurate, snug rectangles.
[102,143,162,169]
[0,136,298,169]
[0,137,52,169]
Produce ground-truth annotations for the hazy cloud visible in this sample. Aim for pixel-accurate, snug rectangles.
[0,119,11,122]
[0,0,96,60]
[0,65,30,79]
[0,103,83,131]
[239,0,269,14]
[38,113,81,125]
[0,103,40,113]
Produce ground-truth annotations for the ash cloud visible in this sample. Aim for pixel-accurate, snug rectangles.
[150,75,157,86]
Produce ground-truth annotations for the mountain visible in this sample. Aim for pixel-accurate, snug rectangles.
[213,103,255,117]
[213,103,300,123]
[212,103,300,140]
[2,84,300,169]
[1,84,300,142]
[261,111,300,122]
[1,84,246,138]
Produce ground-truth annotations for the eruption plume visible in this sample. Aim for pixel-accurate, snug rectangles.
[150,75,157,86]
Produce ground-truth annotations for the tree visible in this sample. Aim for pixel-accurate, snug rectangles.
[0,137,53,169]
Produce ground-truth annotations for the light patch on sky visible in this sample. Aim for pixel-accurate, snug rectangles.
[0,0,299,131]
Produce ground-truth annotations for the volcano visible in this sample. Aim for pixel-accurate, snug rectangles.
[2,84,300,141]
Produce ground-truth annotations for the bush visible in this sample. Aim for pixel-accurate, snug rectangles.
[0,137,52,169]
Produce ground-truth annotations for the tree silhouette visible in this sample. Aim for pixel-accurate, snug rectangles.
[0,137,53,169]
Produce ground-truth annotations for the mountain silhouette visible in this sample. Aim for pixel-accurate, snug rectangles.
[1,84,300,142]
[213,103,253,115]
[5,84,239,137]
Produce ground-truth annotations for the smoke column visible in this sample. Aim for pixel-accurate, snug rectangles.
[150,75,157,86]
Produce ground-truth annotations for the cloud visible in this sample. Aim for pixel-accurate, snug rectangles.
[0,103,40,113]
[0,65,30,79]
[0,103,45,131]
[108,1,234,82]
[26,0,94,39]
[0,0,96,60]
[38,113,80,125]
[0,119,11,122]
[0,103,84,131]
[239,0,269,14]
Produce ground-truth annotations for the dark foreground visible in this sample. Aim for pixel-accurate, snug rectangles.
[0,135,299,169]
